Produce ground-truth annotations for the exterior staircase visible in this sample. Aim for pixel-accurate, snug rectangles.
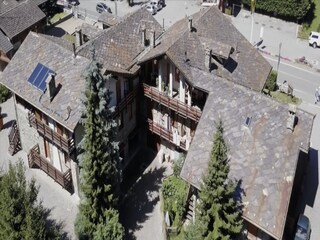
[186,193,196,224]
[8,120,21,156]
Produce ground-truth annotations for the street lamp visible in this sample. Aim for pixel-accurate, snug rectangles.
[250,0,256,43]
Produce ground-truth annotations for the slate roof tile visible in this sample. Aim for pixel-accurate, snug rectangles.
[180,68,314,239]
[0,32,90,131]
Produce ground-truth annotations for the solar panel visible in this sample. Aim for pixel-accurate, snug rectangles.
[27,63,55,92]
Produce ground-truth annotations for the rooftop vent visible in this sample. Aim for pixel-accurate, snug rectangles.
[205,48,212,71]
[75,28,83,47]
[245,116,252,127]
[141,27,146,47]
[287,104,297,131]
[188,17,193,32]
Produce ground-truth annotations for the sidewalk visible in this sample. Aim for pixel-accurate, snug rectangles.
[231,9,320,71]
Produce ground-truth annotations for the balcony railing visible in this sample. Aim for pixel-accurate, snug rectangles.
[113,86,139,116]
[143,83,202,122]
[28,111,74,154]
[147,119,186,151]
[27,144,73,193]
[8,120,21,156]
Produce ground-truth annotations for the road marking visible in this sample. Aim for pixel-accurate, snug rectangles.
[264,55,319,75]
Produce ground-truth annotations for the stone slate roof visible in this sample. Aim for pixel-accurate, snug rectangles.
[180,68,314,239]
[139,7,271,92]
[77,8,163,75]
[98,12,120,27]
[0,32,90,131]
[79,23,103,40]
[0,0,45,39]
[0,30,13,53]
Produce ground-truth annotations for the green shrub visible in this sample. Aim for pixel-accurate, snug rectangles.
[161,176,188,229]
[0,84,10,103]
[173,155,185,177]
[265,70,277,92]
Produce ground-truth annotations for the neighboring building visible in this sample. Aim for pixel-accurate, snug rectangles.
[138,7,314,240]
[0,8,163,194]
[0,32,89,195]
[0,0,47,70]
[77,8,163,169]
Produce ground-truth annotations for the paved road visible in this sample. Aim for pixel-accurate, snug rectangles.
[264,55,320,104]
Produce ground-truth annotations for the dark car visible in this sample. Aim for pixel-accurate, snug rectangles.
[96,2,112,13]
[294,214,311,240]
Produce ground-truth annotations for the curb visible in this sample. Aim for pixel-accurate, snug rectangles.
[258,49,320,72]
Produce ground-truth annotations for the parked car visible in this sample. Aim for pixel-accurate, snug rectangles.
[96,2,112,13]
[149,0,162,11]
[309,31,320,48]
[146,4,157,15]
[294,214,311,240]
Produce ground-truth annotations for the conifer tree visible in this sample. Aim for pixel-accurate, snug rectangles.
[187,120,243,239]
[75,49,124,240]
[0,161,62,240]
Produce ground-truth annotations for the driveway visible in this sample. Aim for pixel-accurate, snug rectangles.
[121,149,172,240]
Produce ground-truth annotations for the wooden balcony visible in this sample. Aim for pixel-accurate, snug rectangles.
[27,144,73,193]
[147,119,186,151]
[8,120,21,156]
[28,111,74,154]
[113,86,139,116]
[143,83,202,122]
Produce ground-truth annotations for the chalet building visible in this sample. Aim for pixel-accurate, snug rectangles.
[76,8,163,168]
[0,8,162,195]
[0,0,47,71]
[0,6,314,240]
[138,7,314,240]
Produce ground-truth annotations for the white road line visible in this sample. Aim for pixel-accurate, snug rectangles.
[264,55,320,75]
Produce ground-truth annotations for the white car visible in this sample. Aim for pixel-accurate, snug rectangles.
[309,31,320,48]
[146,4,157,15]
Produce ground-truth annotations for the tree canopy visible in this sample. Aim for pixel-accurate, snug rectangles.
[186,120,243,239]
[242,0,311,20]
[75,49,124,240]
[0,161,63,240]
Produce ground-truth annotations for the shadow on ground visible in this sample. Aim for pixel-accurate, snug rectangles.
[120,149,166,240]
[304,148,318,208]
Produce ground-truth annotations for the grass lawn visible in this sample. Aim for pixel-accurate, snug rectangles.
[299,0,320,39]
[49,12,68,25]
[270,91,302,105]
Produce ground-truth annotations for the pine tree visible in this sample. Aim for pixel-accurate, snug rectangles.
[75,49,124,240]
[0,161,62,240]
[187,120,243,239]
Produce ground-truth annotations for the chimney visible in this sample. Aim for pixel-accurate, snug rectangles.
[151,30,155,48]
[205,48,212,71]
[46,73,56,101]
[75,28,83,47]
[141,27,146,46]
[188,17,193,32]
[287,104,297,131]
[72,43,76,57]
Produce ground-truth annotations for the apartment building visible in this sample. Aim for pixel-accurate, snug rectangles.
[138,7,314,240]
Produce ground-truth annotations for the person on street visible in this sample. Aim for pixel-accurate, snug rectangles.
[315,87,320,104]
